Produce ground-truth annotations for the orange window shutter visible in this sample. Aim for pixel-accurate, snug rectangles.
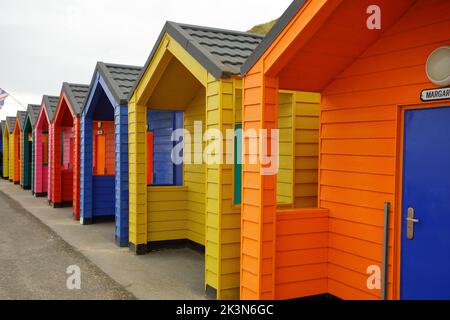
[147,131,153,185]
[95,135,106,176]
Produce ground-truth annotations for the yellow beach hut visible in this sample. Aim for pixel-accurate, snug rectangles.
[127,22,320,299]
[6,117,16,182]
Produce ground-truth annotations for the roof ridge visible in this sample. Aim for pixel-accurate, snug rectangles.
[193,35,262,45]
[103,62,142,70]
[65,81,89,87]
[172,21,264,39]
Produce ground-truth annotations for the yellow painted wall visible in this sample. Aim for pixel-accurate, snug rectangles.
[294,91,320,208]
[147,186,188,242]
[184,88,206,245]
[277,92,295,205]
[128,97,148,248]
[275,91,320,209]
[205,77,242,299]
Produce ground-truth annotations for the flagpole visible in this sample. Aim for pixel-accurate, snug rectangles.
[1,88,27,110]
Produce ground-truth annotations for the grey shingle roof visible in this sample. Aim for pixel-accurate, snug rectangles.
[85,62,142,108]
[241,0,306,76]
[17,111,27,131]
[175,22,264,75]
[62,83,90,116]
[27,104,41,128]
[6,117,15,133]
[129,21,264,99]
[43,95,59,123]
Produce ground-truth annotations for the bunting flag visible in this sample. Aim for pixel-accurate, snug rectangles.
[0,88,9,108]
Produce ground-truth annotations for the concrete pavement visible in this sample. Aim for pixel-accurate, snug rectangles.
[0,179,205,300]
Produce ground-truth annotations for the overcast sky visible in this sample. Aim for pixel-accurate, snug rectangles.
[0,0,292,120]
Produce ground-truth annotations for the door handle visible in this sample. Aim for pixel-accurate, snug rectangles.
[407,208,419,240]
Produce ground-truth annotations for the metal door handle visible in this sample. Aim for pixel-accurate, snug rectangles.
[406,217,420,223]
[407,208,419,240]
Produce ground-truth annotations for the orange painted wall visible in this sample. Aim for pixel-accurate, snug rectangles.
[274,208,329,299]
[320,0,450,300]
[241,61,279,300]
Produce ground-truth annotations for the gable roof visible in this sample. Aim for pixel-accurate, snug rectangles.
[129,21,264,99]
[241,0,306,76]
[6,117,16,133]
[17,111,27,131]
[61,82,90,116]
[86,62,142,107]
[27,104,41,128]
[43,95,60,123]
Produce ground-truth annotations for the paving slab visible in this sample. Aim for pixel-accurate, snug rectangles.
[0,180,206,300]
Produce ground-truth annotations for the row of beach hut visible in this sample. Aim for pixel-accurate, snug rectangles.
[1,0,449,300]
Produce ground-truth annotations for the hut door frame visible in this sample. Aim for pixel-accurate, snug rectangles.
[395,100,450,300]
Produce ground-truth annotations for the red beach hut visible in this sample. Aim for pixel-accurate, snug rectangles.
[50,83,89,220]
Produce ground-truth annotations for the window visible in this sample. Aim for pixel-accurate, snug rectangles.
[18,136,21,161]
[61,131,64,166]
[234,124,242,205]
[61,130,73,169]
[27,133,32,165]
[42,131,48,166]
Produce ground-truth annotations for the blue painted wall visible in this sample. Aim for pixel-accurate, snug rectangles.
[93,176,115,215]
[115,103,129,247]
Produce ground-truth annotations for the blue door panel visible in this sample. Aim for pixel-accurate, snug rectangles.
[147,109,183,186]
[401,106,450,300]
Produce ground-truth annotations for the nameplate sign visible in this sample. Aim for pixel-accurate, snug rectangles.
[421,88,450,102]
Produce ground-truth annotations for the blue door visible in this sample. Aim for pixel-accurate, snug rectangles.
[401,106,450,300]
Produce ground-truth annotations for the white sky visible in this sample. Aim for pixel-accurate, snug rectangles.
[0,0,292,120]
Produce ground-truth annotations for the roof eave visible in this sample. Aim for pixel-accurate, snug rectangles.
[97,62,125,105]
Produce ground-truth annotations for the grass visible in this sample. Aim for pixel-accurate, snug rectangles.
[247,19,278,35]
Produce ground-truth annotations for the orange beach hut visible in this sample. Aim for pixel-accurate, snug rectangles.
[240,0,450,300]
[12,111,26,185]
